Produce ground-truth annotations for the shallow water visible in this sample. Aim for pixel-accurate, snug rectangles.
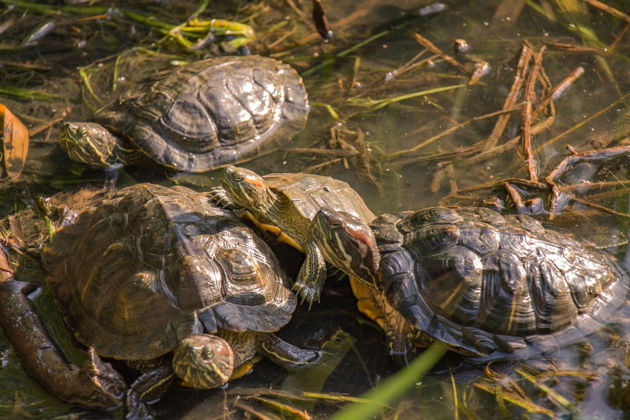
[0,0,629,418]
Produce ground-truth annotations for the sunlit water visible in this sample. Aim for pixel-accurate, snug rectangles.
[0,0,629,418]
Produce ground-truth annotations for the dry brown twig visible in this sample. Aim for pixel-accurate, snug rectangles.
[484,41,533,149]
[413,33,469,74]
[581,0,630,24]
[522,46,545,182]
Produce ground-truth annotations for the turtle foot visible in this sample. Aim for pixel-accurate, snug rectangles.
[125,397,153,420]
[79,347,127,409]
[207,187,236,208]
[292,281,321,309]
[126,364,174,420]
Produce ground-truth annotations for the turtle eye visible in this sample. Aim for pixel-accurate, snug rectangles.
[201,346,213,360]
[330,221,342,230]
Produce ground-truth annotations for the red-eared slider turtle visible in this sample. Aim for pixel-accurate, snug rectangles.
[210,166,380,305]
[59,55,308,172]
[359,206,630,360]
[0,184,320,418]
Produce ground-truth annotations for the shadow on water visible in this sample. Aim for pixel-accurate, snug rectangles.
[0,0,629,418]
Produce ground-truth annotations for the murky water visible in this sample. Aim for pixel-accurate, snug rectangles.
[0,0,629,418]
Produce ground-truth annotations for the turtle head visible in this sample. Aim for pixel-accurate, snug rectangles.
[312,206,380,285]
[59,122,120,169]
[220,166,275,210]
[172,334,235,389]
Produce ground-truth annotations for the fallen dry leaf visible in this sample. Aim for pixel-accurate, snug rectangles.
[0,104,30,180]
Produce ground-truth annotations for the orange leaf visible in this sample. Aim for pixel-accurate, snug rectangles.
[0,103,30,180]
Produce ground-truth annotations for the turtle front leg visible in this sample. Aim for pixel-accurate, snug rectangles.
[293,241,327,307]
[126,364,174,420]
[207,187,238,209]
[0,279,126,410]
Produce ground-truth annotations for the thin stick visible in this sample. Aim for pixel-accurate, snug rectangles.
[504,182,525,209]
[570,196,630,219]
[388,106,522,159]
[412,33,469,74]
[538,91,630,152]
[546,145,630,183]
[549,67,584,101]
[302,28,393,77]
[354,128,381,192]
[282,147,358,157]
[484,42,533,148]
[609,22,630,52]
[304,158,343,172]
[29,112,67,137]
[467,116,555,164]
[522,47,545,182]
[543,41,610,56]
[581,0,630,24]
[558,179,630,193]
[385,52,436,82]
[394,145,480,167]
[441,178,548,203]
[470,65,583,163]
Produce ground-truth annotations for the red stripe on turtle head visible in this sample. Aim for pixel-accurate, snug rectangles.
[312,207,380,285]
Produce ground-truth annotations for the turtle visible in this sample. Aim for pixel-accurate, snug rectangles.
[0,184,321,418]
[59,55,309,173]
[209,166,380,305]
[342,206,630,361]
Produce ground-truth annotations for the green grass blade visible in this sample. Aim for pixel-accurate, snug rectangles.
[330,342,448,420]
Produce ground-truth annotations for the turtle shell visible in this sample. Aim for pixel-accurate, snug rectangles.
[374,206,630,358]
[42,184,295,361]
[96,56,308,172]
[265,172,376,224]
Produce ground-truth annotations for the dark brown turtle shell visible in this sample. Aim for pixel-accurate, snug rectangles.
[373,206,630,358]
[94,55,308,172]
[42,184,295,361]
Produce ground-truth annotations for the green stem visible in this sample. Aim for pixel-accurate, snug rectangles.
[330,342,448,420]
[1,0,108,15]
[302,24,407,78]
[189,0,209,20]
[349,83,468,113]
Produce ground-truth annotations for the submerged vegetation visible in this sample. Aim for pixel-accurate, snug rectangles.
[0,0,629,418]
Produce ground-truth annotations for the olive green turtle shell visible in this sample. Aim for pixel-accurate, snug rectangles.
[263,172,376,238]
[374,206,630,358]
[95,56,309,172]
[42,184,295,361]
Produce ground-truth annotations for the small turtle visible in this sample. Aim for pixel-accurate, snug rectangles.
[0,184,320,418]
[210,166,380,305]
[59,56,308,172]
[338,206,630,361]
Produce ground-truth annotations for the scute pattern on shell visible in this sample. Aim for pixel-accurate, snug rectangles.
[262,172,376,240]
[96,56,308,172]
[42,184,295,361]
[374,206,630,357]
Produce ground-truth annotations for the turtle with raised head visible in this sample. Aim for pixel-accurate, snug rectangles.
[60,55,309,172]
[0,184,320,418]
[210,166,380,305]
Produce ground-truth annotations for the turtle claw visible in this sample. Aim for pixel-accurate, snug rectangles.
[292,281,321,309]
[208,187,236,209]
[125,394,153,420]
